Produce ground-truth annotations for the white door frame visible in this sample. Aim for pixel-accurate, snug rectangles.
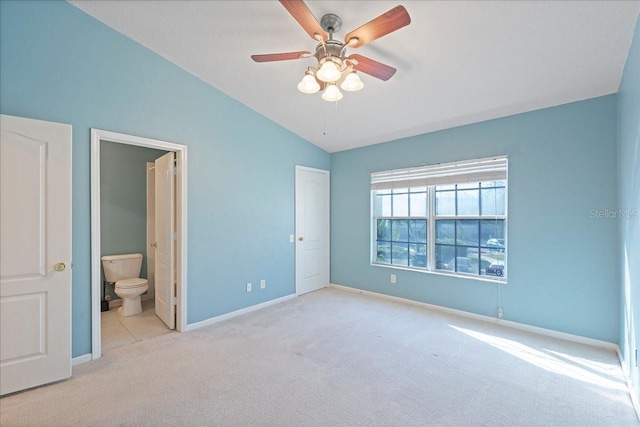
[90,129,188,360]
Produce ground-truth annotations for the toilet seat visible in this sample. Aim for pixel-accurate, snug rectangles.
[115,278,148,289]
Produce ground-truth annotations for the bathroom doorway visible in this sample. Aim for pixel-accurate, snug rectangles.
[90,129,188,360]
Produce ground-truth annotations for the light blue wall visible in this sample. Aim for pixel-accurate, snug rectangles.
[0,1,330,357]
[617,13,640,405]
[331,95,619,342]
[100,142,167,299]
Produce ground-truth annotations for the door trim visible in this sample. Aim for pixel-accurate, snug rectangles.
[90,129,188,360]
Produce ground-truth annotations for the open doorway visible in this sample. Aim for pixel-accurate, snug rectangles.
[90,129,188,360]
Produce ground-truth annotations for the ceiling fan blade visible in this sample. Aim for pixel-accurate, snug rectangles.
[279,0,328,41]
[251,51,311,62]
[348,54,397,81]
[344,5,411,48]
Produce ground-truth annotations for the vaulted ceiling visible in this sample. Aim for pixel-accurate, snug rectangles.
[69,1,640,153]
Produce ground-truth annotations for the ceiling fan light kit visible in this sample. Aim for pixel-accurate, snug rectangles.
[297,70,321,94]
[316,56,343,83]
[321,83,344,102]
[252,1,411,103]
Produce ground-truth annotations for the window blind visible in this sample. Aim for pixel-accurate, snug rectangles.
[371,156,507,190]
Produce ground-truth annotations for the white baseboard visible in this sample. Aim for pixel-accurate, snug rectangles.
[72,353,92,367]
[329,283,618,351]
[616,347,640,422]
[185,294,297,332]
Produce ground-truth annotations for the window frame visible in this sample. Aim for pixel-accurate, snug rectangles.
[370,157,508,284]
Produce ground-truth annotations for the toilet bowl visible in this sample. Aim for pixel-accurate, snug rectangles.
[115,278,148,316]
[101,253,148,317]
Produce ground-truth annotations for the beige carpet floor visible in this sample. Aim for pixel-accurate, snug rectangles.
[1,287,638,427]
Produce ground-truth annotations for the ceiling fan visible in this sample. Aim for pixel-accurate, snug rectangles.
[251,1,411,102]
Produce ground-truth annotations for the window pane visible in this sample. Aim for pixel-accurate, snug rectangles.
[392,219,409,242]
[409,244,427,267]
[480,181,494,188]
[376,194,391,217]
[436,190,455,216]
[377,219,391,241]
[457,182,479,190]
[376,241,391,264]
[409,220,427,243]
[456,220,479,246]
[457,189,479,215]
[481,181,504,189]
[437,184,455,191]
[409,192,427,217]
[435,219,455,244]
[482,254,505,277]
[392,193,408,217]
[456,247,479,274]
[480,219,505,249]
[391,242,409,266]
[435,245,455,270]
[481,187,505,216]
[392,188,408,194]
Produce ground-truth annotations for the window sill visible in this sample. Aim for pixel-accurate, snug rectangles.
[371,263,507,285]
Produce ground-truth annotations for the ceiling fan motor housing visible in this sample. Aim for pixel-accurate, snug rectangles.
[314,40,345,62]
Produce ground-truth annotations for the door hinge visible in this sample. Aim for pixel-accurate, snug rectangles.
[635,349,638,367]
[173,232,177,240]
[172,296,177,306]
[172,166,177,176]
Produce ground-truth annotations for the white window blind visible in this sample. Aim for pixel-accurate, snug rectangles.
[371,156,507,190]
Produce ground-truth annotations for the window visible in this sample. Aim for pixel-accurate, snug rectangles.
[374,188,427,267]
[371,156,507,281]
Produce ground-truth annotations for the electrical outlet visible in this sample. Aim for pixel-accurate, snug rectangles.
[390,274,397,284]
[260,279,266,289]
[246,282,252,293]
[497,306,504,319]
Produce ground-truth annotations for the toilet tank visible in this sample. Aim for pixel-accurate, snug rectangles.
[101,253,143,282]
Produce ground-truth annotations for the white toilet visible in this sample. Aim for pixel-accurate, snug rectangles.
[101,253,149,316]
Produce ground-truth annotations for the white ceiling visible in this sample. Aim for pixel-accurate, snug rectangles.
[69,1,639,153]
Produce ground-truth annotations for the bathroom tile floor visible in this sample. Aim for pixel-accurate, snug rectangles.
[101,299,172,351]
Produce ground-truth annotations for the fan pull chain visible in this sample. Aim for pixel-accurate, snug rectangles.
[323,101,327,136]
[322,98,340,136]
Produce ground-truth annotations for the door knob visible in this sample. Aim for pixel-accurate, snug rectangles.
[298,236,304,241]
[151,242,158,248]
[54,262,66,272]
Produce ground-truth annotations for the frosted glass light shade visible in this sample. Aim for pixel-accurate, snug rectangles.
[341,72,364,91]
[322,84,343,102]
[316,59,341,82]
[297,74,320,94]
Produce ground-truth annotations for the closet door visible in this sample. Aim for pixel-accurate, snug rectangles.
[0,114,72,395]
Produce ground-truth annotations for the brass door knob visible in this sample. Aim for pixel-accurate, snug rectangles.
[54,262,66,272]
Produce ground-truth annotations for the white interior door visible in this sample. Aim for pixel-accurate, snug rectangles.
[295,166,330,295]
[0,114,72,395]
[146,162,156,299]
[154,152,175,329]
